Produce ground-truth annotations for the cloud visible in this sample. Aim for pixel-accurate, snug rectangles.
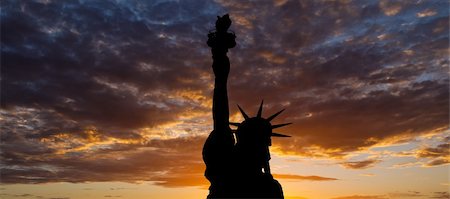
[431,192,450,199]
[359,173,375,177]
[11,194,34,197]
[1,0,448,187]
[418,142,450,167]
[424,158,450,167]
[416,143,449,158]
[330,195,387,199]
[273,174,338,181]
[339,159,380,169]
[1,135,207,186]
[0,193,60,198]
[387,191,424,198]
[219,0,449,158]
[392,138,450,168]
[1,0,216,130]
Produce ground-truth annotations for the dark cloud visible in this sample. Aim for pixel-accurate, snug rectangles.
[418,142,450,167]
[424,158,449,167]
[221,0,449,158]
[394,139,450,167]
[1,0,217,130]
[0,193,48,198]
[388,191,425,198]
[1,0,448,186]
[431,192,450,199]
[339,159,380,169]
[417,143,449,158]
[274,80,448,156]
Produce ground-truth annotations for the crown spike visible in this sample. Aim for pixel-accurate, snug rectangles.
[257,100,264,118]
[237,104,249,120]
[267,109,285,121]
[271,123,292,129]
[271,132,291,137]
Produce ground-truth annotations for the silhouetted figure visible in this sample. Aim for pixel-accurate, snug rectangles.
[203,14,291,199]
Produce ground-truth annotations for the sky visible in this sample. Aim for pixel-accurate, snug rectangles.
[0,0,449,199]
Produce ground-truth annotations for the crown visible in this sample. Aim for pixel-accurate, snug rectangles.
[230,100,291,138]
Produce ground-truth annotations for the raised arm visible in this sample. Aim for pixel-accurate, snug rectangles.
[203,15,237,186]
[208,14,236,131]
[211,52,230,130]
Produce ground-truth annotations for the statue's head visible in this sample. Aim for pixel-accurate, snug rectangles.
[215,14,232,32]
[232,101,291,150]
[236,117,272,148]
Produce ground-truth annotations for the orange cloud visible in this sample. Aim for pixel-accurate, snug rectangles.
[273,174,338,181]
[359,173,375,177]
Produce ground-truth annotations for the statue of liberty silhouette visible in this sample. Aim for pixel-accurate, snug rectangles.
[202,14,291,199]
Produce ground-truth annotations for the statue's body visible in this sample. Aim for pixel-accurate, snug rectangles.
[202,14,286,199]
